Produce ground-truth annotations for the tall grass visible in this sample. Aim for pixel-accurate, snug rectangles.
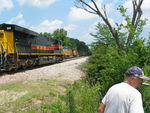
[48,80,101,113]
[42,80,101,113]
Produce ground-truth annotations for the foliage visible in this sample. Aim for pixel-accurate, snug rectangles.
[90,23,116,46]
[40,32,52,38]
[66,81,101,113]
[52,28,68,46]
[140,65,150,113]
[85,45,140,95]
[41,99,69,113]
[85,42,150,112]
[117,5,147,47]
[40,81,101,113]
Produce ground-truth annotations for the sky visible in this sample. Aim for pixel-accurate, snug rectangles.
[0,0,150,44]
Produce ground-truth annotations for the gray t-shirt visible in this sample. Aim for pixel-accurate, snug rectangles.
[102,82,144,113]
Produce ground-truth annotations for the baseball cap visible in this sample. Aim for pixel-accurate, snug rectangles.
[126,66,150,80]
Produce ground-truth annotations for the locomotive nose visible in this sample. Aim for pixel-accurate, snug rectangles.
[0,31,4,53]
[0,31,4,54]
[0,31,3,38]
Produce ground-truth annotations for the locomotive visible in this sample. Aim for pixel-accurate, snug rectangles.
[62,48,78,58]
[0,24,64,71]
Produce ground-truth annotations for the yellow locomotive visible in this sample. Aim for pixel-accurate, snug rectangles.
[62,48,78,58]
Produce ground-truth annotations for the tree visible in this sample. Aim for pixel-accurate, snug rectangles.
[68,38,77,49]
[74,39,91,55]
[52,28,67,41]
[74,0,145,52]
[90,23,117,46]
[40,32,52,38]
[52,28,68,46]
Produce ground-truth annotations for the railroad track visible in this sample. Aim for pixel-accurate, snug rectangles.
[0,56,86,75]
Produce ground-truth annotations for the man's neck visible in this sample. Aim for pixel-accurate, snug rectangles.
[124,80,136,88]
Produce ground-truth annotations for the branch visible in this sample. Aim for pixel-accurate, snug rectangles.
[103,5,108,19]
[134,7,142,29]
[131,0,137,25]
[126,0,143,46]
[132,0,143,26]
[78,0,98,13]
[75,5,97,14]
[75,0,123,51]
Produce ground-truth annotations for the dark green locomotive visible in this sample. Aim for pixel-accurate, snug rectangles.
[0,24,63,71]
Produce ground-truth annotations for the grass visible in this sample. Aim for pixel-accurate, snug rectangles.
[0,78,102,113]
[65,81,101,113]
[0,79,68,113]
[1,77,149,113]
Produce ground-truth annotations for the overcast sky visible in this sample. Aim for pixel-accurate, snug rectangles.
[0,0,150,44]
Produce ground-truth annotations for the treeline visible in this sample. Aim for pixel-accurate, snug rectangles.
[40,28,91,56]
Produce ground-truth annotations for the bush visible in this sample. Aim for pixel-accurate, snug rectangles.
[66,81,101,113]
[41,99,69,113]
[85,45,139,96]
[85,42,150,112]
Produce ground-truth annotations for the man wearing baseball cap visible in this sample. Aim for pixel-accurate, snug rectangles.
[98,66,150,113]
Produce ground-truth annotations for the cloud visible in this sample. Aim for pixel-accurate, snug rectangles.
[64,24,77,31]
[68,0,119,21]
[105,0,121,14]
[31,19,77,33]
[31,19,63,33]
[69,0,103,21]
[68,7,97,21]
[142,0,150,21]
[142,0,150,10]
[77,21,102,44]
[7,13,26,26]
[0,0,13,13]
[17,0,56,7]
[79,33,95,44]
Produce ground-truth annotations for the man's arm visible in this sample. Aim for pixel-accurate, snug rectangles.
[98,103,106,113]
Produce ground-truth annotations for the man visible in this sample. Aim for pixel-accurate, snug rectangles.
[98,66,150,113]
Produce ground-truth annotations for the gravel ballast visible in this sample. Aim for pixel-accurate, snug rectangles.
[0,57,88,85]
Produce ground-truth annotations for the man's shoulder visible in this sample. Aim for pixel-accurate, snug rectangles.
[110,82,125,88]
[110,82,140,95]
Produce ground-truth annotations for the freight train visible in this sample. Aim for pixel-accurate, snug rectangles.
[0,24,78,71]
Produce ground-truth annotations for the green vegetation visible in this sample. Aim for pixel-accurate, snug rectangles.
[41,80,101,113]
[66,81,100,113]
